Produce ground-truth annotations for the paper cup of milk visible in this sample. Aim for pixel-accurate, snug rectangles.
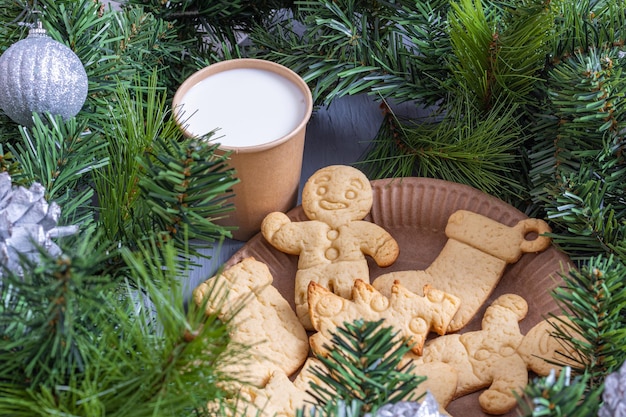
[172,58,313,241]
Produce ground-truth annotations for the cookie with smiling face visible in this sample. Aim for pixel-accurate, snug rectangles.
[261,165,400,330]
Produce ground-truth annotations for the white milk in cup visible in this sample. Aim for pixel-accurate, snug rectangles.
[173,59,313,241]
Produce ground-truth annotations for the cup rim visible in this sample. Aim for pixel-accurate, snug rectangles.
[172,58,314,153]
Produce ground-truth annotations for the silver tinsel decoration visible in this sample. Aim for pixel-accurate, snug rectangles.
[0,172,78,278]
[599,361,626,417]
[365,393,445,417]
[0,23,88,127]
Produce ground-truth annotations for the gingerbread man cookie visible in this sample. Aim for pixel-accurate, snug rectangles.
[415,294,529,415]
[517,315,586,376]
[262,165,399,329]
[404,296,584,415]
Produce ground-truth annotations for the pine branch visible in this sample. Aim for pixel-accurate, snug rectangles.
[300,319,424,415]
[6,113,109,226]
[517,367,602,417]
[359,98,526,202]
[447,0,555,112]
[550,256,626,388]
[91,73,168,247]
[91,71,237,258]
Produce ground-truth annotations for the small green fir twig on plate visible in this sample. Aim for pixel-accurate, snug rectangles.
[297,319,436,417]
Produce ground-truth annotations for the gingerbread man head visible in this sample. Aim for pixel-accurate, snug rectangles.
[301,165,372,226]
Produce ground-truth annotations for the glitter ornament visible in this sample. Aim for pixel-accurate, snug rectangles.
[0,23,88,127]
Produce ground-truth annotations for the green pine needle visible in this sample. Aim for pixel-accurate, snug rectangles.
[300,319,425,415]
[517,367,602,417]
[550,255,626,387]
[359,98,525,201]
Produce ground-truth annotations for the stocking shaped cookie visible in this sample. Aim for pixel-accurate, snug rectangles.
[192,257,309,387]
[373,210,551,331]
[308,279,461,356]
[262,165,399,330]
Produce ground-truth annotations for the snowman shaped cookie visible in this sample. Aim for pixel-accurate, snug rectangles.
[261,165,399,330]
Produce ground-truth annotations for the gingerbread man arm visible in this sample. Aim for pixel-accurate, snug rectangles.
[352,221,400,267]
[261,212,306,255]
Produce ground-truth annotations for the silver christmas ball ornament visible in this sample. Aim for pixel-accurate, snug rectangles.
[0,24,88,127]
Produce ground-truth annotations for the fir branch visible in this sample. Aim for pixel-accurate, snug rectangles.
[301,319,424,414]
[0,235,248,416]
[249,0,454,106]
[541,163,626,261]
[550,255,626,389]
[0,228,115,389]
[6,113,109,226]
[137,135,238,253]
[517,367,602,417]
[527,46,626,231]
[124,0,292,46]
[38,0,200,114]
[112,238,243,417]
[359,98,525,201]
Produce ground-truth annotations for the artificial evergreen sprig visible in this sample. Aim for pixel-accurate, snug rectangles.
[299,319,425,415]
[551,0,626,59]
[359,99,526,201]
[6,113,108,226]
[540,163,626,262]
[137,135,239,252]
[0,233,249,416]
[528,46,626,211]
[517,367,602,417]
[550,255,626,387]
[0,227,115,389]
[139,134,237,250]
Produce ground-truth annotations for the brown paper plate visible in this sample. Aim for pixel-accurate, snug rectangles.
[225,176,572,417]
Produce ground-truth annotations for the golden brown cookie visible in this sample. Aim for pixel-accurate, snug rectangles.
[518,315,586,376]
[262,165,399,330]
[236,370,310,417]
[373,210,551,332]
[419,294,529,415]
[308,279,460,356]
[192,257,309,386]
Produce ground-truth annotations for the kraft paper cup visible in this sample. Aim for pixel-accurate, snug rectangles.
[172,58,313,241]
